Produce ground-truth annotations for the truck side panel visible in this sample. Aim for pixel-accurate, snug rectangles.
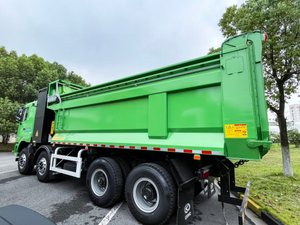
[49,31,270,160]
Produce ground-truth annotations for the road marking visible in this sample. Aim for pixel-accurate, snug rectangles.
[0,169,18,174]
[99,201,124,225]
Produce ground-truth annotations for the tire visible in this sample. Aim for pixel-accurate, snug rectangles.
[194,181,202,196]
[125,163,177,225]
[18,148,34,175]
[153,161,173,177]
[86,157,123,208]
[112,156,132,199]
[36,151,50,182]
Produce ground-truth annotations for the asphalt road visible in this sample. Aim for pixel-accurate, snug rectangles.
[0,152,266,225]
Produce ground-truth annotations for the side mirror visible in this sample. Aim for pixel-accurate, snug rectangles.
[16,107,24,123]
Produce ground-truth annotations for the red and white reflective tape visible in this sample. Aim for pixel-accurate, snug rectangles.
[51,142,223,156]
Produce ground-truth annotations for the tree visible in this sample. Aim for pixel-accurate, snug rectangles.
[270,132,281,144]
[0,46,90,105]
[288,129,300,148]
[0,97,19,144]
[207,47,221,55]
[0,46,91,143]
[66,71,91,87]
[216,0,300,176]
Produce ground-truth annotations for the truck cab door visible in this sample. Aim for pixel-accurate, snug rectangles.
[16,105,36,143]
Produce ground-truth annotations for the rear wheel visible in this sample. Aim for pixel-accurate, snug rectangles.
[112,156,132,199]
[36,151,50,182]
[125,163,176,225]
[86,157,123,207]
[18,148,33,175]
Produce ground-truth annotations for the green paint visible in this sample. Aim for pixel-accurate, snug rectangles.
[148,93,167,139]
[14,102,37,154]
[16,31,270,161]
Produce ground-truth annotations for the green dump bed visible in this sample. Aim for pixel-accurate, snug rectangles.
[48,31,270,161]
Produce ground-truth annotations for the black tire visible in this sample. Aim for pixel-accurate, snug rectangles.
[125,163,177,225]
[194,181,203,196]
[36,151,50,182]
[153,161,173,177]
[112,156,132,200]
[86,157,123,208]
[18,148,34,175]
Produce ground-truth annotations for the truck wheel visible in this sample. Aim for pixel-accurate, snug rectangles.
[112,156,131,199]
[18,148,33,175]
[153,161,173,177]
[36,151,50,182]
[86,157,123,207]
[125,163,176,225]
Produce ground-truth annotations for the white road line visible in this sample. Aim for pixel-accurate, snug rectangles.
[99,201,124,225]
[0,169,18,174]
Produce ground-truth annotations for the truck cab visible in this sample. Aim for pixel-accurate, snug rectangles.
[14,101,37,157]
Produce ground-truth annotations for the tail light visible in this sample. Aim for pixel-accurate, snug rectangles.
[263,34,268,41]
[202,169,210,179]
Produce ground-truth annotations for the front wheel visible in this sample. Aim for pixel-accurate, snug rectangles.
[18,148,33,175]
[125,163,177,225]
[36,151,50,182]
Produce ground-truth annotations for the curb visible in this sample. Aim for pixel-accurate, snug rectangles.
[0,150,14,152]
[240,194,284,225]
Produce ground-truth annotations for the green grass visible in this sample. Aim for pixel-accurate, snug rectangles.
[234,144,300,225]
[0,143,15,151]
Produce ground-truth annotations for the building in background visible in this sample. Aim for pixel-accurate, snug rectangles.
[289,104,300,122]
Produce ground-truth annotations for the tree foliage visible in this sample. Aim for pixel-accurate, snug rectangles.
[0,46,91,142]
[0,97,19,144]
[288,129,300,148]
[0,46,90,104]
[207,47,221,55]
[217,0,300,176]
[270,132,281,144]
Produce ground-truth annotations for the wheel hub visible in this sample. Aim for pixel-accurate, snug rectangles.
[91,169,108,196]
[98,176,107,190]
[142,184,156,203]
[19,154,26,169]
[133,178,160,213]
[37,158,47,176]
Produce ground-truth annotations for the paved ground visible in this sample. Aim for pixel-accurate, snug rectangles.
[0,152,266,225]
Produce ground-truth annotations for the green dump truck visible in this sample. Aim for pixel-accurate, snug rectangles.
[14,30,271,225]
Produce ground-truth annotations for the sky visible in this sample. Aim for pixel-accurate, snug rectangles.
[1,0,299,115]
[0,0,245,86]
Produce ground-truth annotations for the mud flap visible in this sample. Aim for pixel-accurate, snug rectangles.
[168,158,196,225]
[176,184,194,225]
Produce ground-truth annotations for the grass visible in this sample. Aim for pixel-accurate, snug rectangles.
[234,144,300,225]
[0,143,15,152]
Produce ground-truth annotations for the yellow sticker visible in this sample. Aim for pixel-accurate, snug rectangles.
[225,124,248,138]
[50,121,55,134]
[52,133,65,141]
[35,130,38,137]
[54,137,66,141]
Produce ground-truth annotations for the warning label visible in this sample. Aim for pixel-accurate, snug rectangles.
[52,133,65,141]
[225,124,248,138]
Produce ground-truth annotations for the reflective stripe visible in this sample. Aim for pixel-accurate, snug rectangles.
[51,142,222,155]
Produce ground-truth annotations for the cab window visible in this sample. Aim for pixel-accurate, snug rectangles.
[22,108,29,122]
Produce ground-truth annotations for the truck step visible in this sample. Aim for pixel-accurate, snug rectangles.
[50,147,85,178]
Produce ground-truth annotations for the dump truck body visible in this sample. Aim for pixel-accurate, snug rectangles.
[46,31,270,160]
[14,31,270,225]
